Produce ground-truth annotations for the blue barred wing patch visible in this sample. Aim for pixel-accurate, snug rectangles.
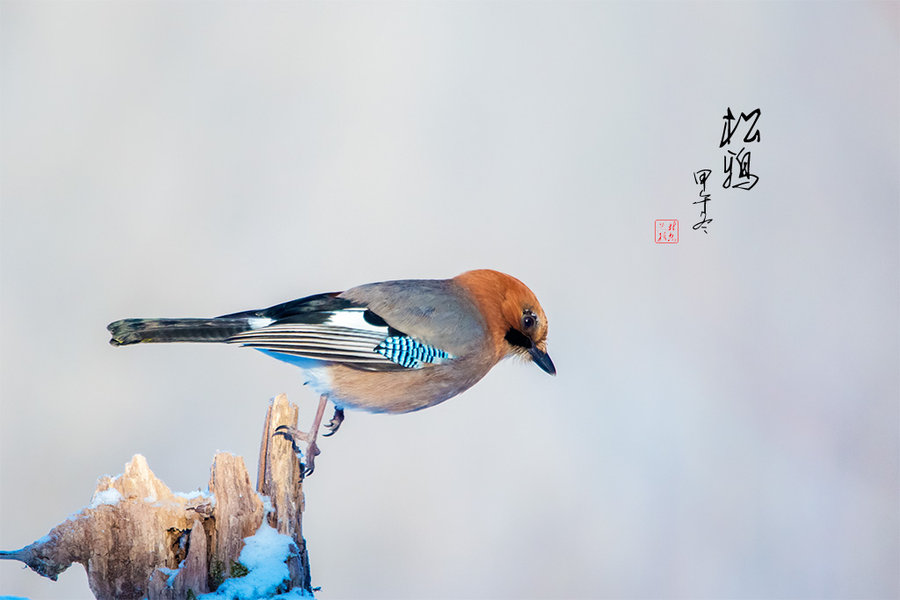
[375,336,454,369]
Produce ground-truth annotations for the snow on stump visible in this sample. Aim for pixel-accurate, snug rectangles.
[0,394,314,600]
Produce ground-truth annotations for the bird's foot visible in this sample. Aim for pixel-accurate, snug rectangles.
[274,425,321,476]
[274,424,311,450]
[322,408,345,437]
[302,440,321,476]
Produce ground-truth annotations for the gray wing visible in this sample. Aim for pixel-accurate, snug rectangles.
[225,289,463,370]
[338,278,486,357]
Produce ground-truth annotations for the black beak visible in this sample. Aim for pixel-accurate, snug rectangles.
[529,346,556,376]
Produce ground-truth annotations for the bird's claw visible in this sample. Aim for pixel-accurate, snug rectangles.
[274,425,310,453]
[302,441,321,476]
[322,408,345,437]
[273,395,330,477]
[274,425,319,475]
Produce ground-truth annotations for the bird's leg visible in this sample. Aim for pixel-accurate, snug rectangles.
[274,394,329,476]
[322,407,345,437]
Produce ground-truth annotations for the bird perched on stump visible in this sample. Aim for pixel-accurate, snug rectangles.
[108,269,555,474]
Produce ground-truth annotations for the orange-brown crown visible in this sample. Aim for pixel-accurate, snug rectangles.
[454,269,551,364]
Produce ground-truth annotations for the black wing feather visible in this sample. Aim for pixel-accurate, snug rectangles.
[218,292,361,324]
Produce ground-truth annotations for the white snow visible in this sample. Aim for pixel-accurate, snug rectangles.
[175,490,212,500]
[89,487,123,508]
[199,521,312,599]
[158,566,179,587]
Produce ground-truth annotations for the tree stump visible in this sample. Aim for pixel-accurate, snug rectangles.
[0,394,313,599]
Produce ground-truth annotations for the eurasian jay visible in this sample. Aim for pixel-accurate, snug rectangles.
[107,269,555,474]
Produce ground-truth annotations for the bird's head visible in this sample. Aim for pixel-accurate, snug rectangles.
[455,269,556,375]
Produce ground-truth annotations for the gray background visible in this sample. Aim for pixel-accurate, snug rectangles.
[2,2,898,599]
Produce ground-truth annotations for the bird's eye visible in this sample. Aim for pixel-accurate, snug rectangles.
[523,314,536,329]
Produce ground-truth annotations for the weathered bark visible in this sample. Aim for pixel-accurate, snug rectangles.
[208,452,266,583]
[0,394,312,599]
[257,392,310,591]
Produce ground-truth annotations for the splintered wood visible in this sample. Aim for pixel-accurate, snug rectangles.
[0,394,312,599]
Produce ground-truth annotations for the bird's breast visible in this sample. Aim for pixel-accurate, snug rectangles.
[324,356,495,414]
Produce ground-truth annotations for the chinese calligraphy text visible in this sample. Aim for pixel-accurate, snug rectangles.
[720,107,760,190]
[693,169,713,233]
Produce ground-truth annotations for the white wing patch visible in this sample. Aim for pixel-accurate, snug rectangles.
[322,308,387,334]
[247,317,275,329]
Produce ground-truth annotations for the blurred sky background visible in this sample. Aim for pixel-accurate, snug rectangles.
[1,2,898,599]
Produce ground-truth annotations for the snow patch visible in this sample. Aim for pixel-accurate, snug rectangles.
[89,487,123,508]
[158,566,179,587]
[199,521,311,599]
[175,490,211,500]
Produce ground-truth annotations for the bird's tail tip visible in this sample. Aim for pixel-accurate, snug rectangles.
[106,317,251,346]
[107,319,148,346]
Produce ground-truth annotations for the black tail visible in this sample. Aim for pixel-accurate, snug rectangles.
[107,318,252,346]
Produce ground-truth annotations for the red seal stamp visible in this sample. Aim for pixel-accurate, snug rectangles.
[655,219,679,244]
